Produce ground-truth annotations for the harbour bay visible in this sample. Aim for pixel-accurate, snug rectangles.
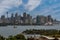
[0,25,60,37]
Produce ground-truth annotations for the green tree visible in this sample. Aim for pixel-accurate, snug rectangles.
[15,34,26,40]
[0,35,5,40]
[7,34,26,40]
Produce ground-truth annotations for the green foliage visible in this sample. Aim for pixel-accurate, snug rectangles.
[6,34,26,40]
[0,29,60,40]
[23,29,60,37]
[15,34,26,40]
[0,35,5,40]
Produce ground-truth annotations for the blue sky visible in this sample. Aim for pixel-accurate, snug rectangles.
[0,0,60,20]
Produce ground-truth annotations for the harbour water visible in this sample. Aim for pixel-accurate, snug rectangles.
[0,25,60,37]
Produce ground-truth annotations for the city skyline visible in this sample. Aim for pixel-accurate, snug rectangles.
[0,12,58,26]
[0,0,60,21]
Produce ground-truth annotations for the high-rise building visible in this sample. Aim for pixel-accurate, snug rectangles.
[11,13,14,18]
[45,15,53,25]
[15,13,18,19]
[47,15,53,23]
[1,15,5,20]
[36,15,46,25]
[27,14,32,24]
[39,16,46,24]
[18,15,21,24]
[36,15,41,25]
[23,12,32,24]
[23,12,27,24]
[1,15,6,23]
[15,13,19,24]
[11,13,14,24]
[6,12,8,19]
[23,12,27,18]
[32,18,36,24]
[48,15,52,22]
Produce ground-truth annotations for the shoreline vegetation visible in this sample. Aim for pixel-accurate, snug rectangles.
[0,29,60,40]
[22,29,60,38]
[0,34,26,40]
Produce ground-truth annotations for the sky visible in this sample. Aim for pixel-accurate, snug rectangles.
[0,0,60,20]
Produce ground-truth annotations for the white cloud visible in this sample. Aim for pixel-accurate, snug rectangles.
[0,0,42,16]
[40,3,60,14]
[0,0,22,16]
[33,3,60,20]
[24,0,41,11]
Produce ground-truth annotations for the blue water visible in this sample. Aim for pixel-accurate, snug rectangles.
[0,25,60,37]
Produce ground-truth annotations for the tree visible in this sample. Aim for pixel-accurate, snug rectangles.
[15,34,26,40]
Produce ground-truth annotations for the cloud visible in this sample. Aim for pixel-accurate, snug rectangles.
[39,3,60,14]
[0,0,22,16]
[24,0,41,11]
[37,2,60,20]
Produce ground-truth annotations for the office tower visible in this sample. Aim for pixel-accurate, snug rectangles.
[45,15,53,25]
[27,14,32,24]
[18,15,21,24]
[36,15,41,25]
[15,13,19,24]
[32,18,36,24]
[11,13,14,24]
[39,16,46,24]
[23,12,27,24]
[1,15,6,23]
[36,15,46,25]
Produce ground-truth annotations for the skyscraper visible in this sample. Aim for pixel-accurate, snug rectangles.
[1,15,6,23]
[27,14,32,24]
[18,15,21,24]
[48,15,52,22]
[23,12,27,18]
[11,13,14,24]
[32,18,36,24]
[36,15,46,25]
[36,15,41,25]
[23,12,27,24]
[15,13,19,24]
[45,15,53,25]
